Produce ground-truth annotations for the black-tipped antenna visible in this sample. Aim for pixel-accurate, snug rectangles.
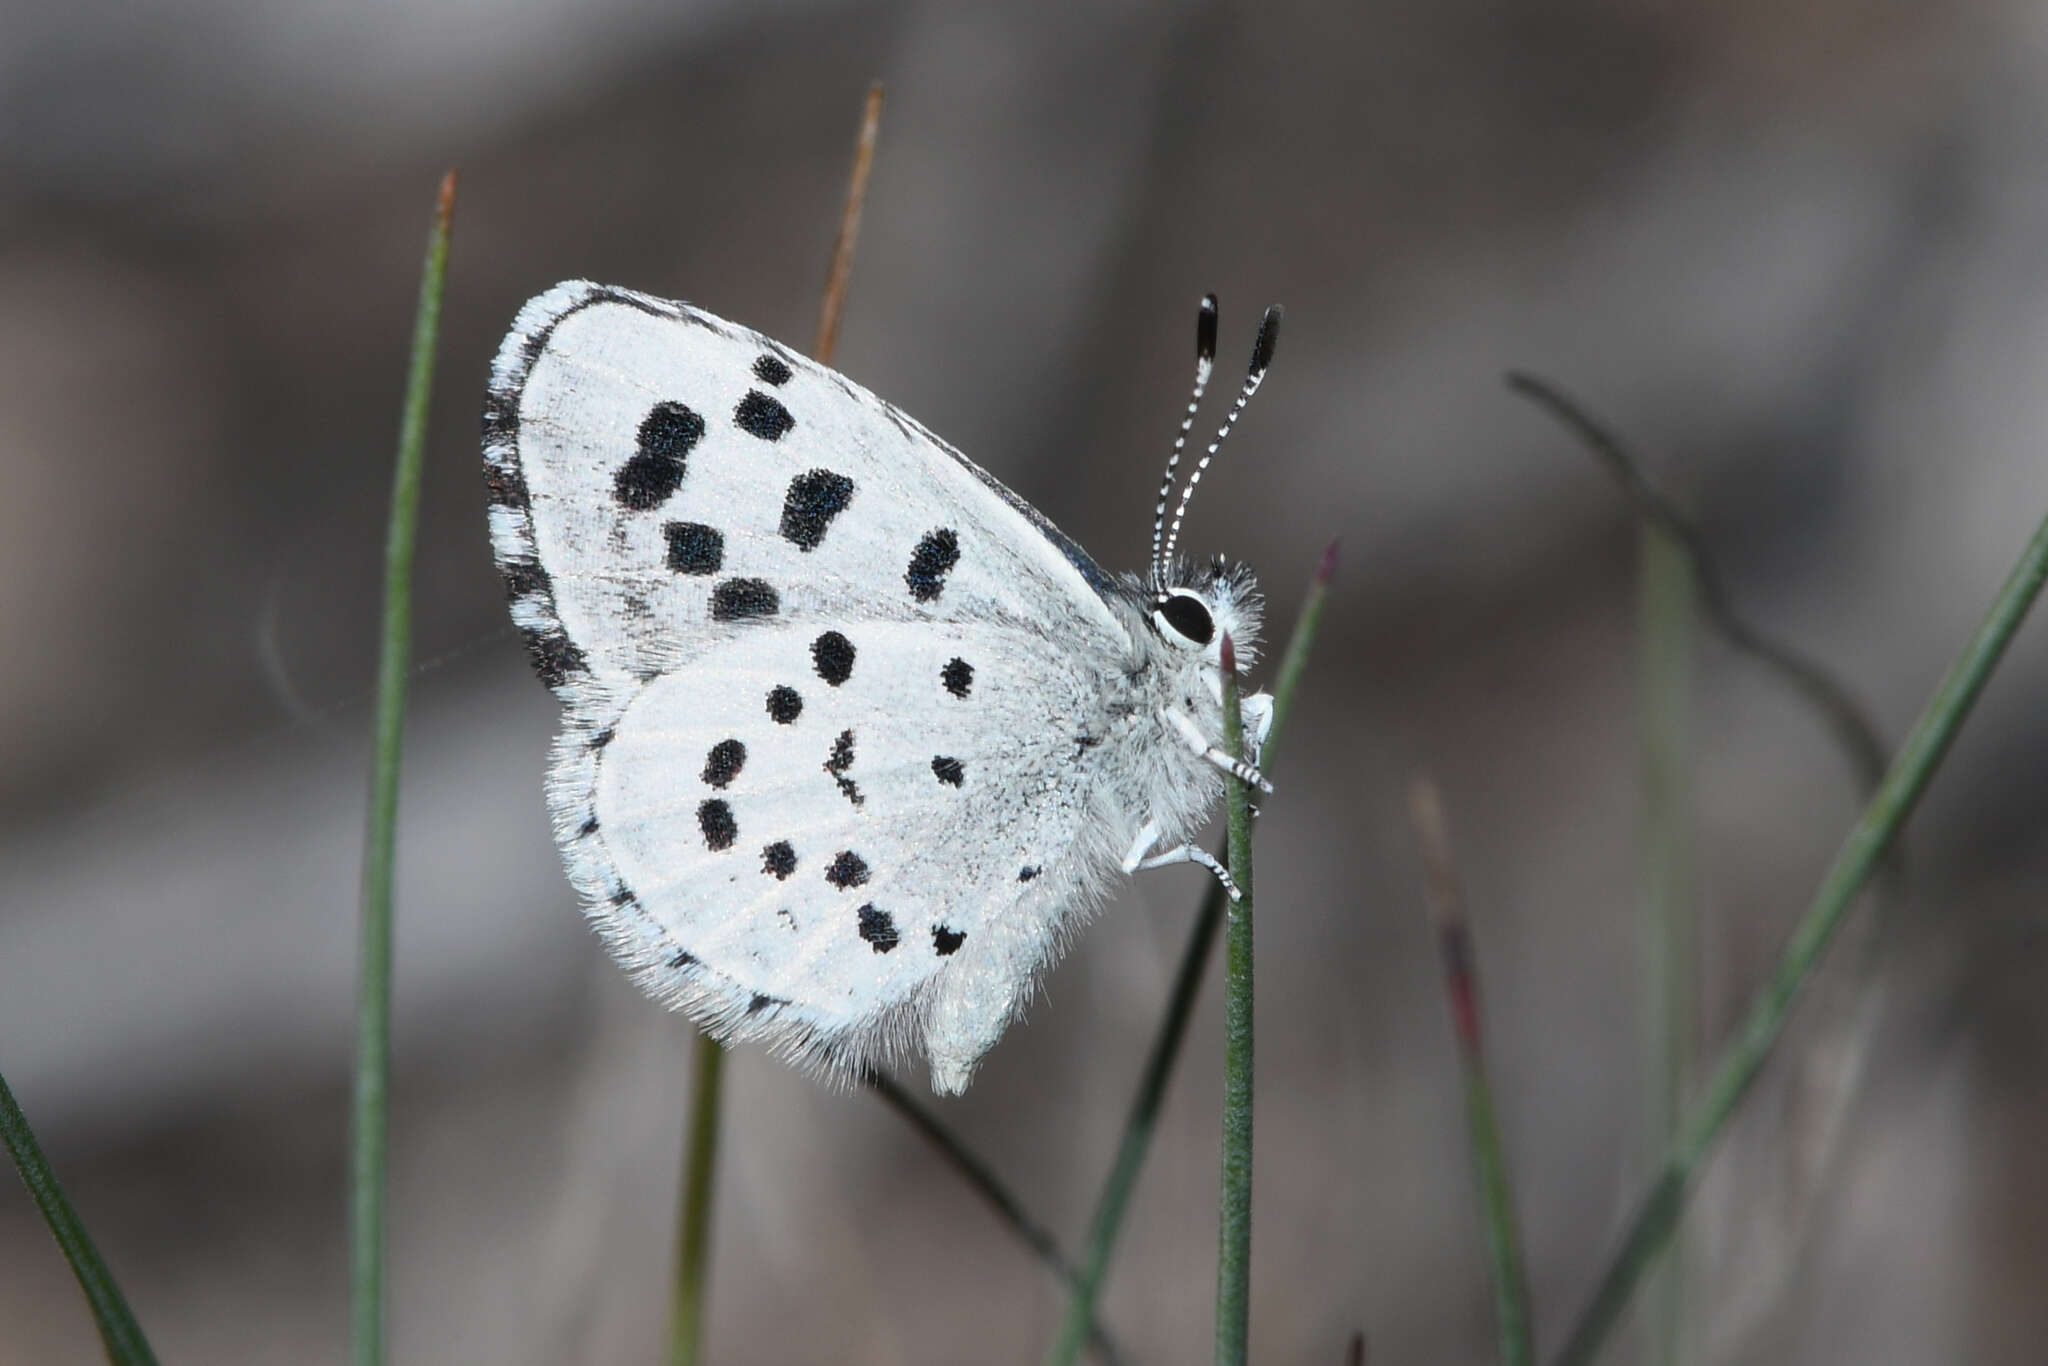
[1159,304,1282,575]
[1150,294,1220,589]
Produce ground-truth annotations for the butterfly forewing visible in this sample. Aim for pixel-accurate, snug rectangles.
[489,283,1126,685]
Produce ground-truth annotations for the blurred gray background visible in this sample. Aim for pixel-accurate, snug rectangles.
[3,0,2047,1361]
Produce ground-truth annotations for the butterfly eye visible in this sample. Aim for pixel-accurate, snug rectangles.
[1153,592,1215,648]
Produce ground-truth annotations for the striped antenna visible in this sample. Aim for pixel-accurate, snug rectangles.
[1150,294,1220,589]
[1159,304,1282,576]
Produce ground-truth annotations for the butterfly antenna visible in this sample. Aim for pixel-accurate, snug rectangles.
[1159,303,1282,575]
[1150,294,1220,590]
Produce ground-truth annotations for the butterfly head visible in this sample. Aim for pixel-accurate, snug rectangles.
[1148,556,1262,672]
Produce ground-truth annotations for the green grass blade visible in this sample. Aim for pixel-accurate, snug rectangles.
[353,169,456,1366]
[1408,779,1534,1366]
[668,1037,725,1366]
[1,1069,161,1365]
[1551,501,2048,1366]
[1213,640,1257,1366]
[1045,542,1335,1366]
[1638,525,1695,1366]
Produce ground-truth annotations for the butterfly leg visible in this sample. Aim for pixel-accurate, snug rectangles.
[1239,692,1274,822]
[1121,819,1243,901]
[1240,691,1275,771]
[1161,706,1273,792]
[1120,818,1165,872]
[1132,840,1243,902]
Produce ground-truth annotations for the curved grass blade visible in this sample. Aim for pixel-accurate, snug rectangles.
[353,168,456,1366]
[1,1069,160,1365]
[1408,778,1534,1366]
[1506,372,1888,795]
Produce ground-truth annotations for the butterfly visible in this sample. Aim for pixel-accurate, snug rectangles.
[483,283,1280,1093]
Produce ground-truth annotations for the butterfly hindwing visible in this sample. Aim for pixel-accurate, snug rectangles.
[555,620,1117,1068]
[485,282,1142,1083]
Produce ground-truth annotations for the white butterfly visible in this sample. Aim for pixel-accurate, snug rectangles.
[483,282,1280,1094]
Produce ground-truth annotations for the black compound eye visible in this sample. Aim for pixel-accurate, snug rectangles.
[1155,593,1214,647]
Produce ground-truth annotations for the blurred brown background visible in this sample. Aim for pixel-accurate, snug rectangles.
[3,1,2046,1361]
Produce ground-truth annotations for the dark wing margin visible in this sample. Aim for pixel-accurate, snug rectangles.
[483,281,746,693]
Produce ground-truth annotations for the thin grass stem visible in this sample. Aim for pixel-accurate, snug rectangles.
[1408,778,1534,1366]
[352,169,456,1366]
[815,83,884,364]
[1212,637,1257,1366]
[1505,372,1887,795]
[0,1069,160,1365]
[1550,502,2048,1366]
[668,1038,725,1366]
[1046,541,1335,1366]
[1638,526,1695,1366]
[666,86,884,1366]
[866,1071,1128,1366]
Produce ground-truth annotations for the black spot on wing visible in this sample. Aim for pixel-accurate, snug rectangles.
[664,522,724,575]
[525,628,588,689]
[825,850,870,889]
[698,799,737,851]
[501,557,548,600]
[747,993,784,1014]
[761,841,796,879]
[668,949,697,968]
[766,686,803,723]
[481,393,519,450]
[857,904,899,953]
[931,756,965,787]
[780,470,855,551]
[614,401,704,510]
[811,631,855,685]
[932,925,966,956]
[711,578,779,621]
[932,438,1123,603]
[702,739,746,789]
[483,459,529,509]
[577,815,598,837]
[906,528,960,603]
[824,729,863,806]
[942,657,974,698]
[734,390,795,441]
[753,354,793,386]
[589,726,615,750]
[1018,866,1040,882]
